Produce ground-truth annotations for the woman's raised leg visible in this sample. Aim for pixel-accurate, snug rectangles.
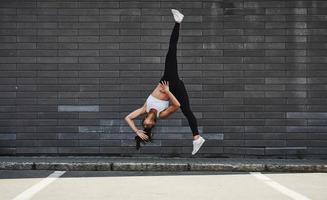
[160,22,180,82]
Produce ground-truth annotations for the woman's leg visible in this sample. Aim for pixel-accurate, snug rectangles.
[173,80,200,137]
[160,22,180,83]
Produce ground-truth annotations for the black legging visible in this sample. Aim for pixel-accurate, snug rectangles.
[159,22,199,137]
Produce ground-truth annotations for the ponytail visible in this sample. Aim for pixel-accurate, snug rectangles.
[135,127,154,150]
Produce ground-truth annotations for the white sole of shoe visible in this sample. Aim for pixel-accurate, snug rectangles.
[192,137,205,155]
[171,9,184,23]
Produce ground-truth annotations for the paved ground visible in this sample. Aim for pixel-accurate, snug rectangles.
[0,170,326,200]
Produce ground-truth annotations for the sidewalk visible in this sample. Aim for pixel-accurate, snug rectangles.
[0,156,326,172]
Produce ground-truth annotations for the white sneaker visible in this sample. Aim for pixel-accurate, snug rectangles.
[171,9,184,23]
[192,136,205,155]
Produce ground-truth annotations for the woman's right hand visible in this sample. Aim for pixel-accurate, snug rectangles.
[136,129,149,141]
[160,80,170,93]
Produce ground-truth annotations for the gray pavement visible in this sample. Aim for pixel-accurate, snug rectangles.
[0,156,327,172]
[0,170,326,200]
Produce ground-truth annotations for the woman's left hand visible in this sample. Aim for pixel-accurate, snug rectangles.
[160,80,170,93]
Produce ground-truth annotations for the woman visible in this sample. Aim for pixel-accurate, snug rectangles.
[125,9,205,155]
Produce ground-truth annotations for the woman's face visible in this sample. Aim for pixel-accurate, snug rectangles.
[143,113,156,129]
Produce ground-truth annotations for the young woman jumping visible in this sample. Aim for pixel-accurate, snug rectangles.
[124,9,205,155]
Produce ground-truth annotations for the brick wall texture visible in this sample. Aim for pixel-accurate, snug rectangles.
[1,0,327,158]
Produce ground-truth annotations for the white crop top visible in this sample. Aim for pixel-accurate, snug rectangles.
[146,94,169,118]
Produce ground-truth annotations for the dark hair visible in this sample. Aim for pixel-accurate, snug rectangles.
[143,127,152,135]
[134,113,155,150]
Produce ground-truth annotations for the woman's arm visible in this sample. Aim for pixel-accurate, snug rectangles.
[167,90,180,107]
[158,81,181,119]
[124,102,146,134]
[159,91,180,119]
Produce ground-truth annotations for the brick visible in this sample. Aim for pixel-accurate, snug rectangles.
[58,147,99,154]
[266,8,307,15]
[245,112,284,119]
[58,105,99,112]
[264,148,306,155]
[287,112,327,119]
[224,91,264,98]
[265,91,306,98]
[245,84,284,91]
[0,133,16,140]
[265,77,306,84]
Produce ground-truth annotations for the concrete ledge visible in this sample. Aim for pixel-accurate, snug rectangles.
[35,162,112,171]
[265,164,327,173]
[0,162,34,170]
[190,163,266,172]
[112,162,189,171]
[0,157,326,172]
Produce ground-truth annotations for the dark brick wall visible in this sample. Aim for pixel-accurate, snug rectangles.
[1,0,327,158]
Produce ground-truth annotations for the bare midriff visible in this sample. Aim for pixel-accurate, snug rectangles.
[150,83,170,101]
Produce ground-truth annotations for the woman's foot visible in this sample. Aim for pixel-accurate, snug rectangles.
[192,135,205,155]
[171,9,184,23]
